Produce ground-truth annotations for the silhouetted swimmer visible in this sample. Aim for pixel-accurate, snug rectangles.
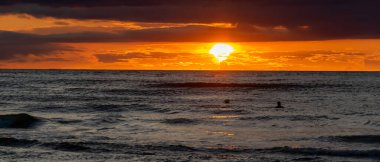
[276,102,284,108]
[224,99,230,104]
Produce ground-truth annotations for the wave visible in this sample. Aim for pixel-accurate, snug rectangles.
[0,113,40,128]
[79,103,172,114]
[102,89,181,96]
[0,137,100,153]
[291,157,322,161]
[162,118,199,125]
[154,82,302,88]
[212,109,246,114]
[28,103,171,114]
[153,82,346,89]
[261,146,380,159]
[28,104,125,113]
[53,115,126,126]
[65,87,94,92]
[198,105,227,109]
[96,115,125,124]
[0,137,38,147]
[240,115,339,121]
[54,119,83,124]
[27,105,73,113]
[321,135,380,144]
[41,142,96,152]
[0,137,379,159]
[124,103,171,113]
[0,137,196,154]
[186,145,380,159]
[87,104,124,112]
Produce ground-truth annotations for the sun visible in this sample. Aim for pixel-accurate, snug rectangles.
[209,43,234,63]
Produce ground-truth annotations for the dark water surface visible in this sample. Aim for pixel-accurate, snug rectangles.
[0,70,379,161]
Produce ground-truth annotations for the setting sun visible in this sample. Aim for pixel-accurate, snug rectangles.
[209,43,234,63]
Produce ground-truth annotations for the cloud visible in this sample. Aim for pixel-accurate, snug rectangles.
[364,55,380,69]
[95,53,146,63]
[2,25,316,46]
[1,28,372,64]
[365,60,380,68]
[15,25,326,42]
[0,0,380,40]
[252,50,365,59]
[9,57,71,63]
[0,31,76,60]
[0,0,171,7]
[54,21,70,26]
[248,50,366,65]
[95,52,197,63]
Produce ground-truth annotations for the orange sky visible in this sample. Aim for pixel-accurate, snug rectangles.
[1,14,380,71]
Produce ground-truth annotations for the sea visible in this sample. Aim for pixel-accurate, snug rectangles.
[0,70,379,161]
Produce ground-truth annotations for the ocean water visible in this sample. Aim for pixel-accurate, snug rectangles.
[0,70,379,161]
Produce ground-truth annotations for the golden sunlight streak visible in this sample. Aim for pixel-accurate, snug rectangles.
[209,43,234,63]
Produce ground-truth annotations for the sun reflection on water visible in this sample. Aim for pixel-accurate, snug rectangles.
[207,131,235,136]
[208,115,241,119]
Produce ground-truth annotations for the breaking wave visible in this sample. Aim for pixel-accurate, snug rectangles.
[155,82,302,88]
[240,115,339,121]
[0,137,379,159]
[153,82,347,89]
[0,113,40,128]
[321,135,380,144]
[162,118,199,125]
[261,146,380,159]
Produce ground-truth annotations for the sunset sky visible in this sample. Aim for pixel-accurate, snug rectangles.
[1,0,380,70]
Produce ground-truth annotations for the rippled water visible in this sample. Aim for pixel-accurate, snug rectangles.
[0,70,379,161]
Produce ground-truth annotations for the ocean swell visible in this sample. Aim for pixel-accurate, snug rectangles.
[0,113,40,128]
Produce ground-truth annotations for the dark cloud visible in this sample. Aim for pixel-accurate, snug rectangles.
[0,0,173,7]
[0,31,76,60]
[24,25,327,42]
[0,25,371,62]
[1,25,317,46]
[0,0,379,40]
[54,21,70,25]
[0,28,374,62]
[36,57,70,62]
[95,52,196,63]
[9,57,70,63]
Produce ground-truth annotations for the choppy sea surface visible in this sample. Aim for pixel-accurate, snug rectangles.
[0,70,379,161]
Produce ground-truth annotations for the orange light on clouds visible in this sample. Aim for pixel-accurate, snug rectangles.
[3,40,380,71]
[1,14,380,71]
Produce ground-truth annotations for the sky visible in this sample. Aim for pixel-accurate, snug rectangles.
[1,0,380,70]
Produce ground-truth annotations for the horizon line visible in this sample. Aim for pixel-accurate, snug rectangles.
[0,69,379,72]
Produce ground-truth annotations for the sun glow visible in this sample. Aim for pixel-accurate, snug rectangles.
[209,43,234,63]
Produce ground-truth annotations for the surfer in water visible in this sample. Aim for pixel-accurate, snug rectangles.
[276,101,284,108]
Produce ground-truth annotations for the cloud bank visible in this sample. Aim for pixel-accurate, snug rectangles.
[0,0,379,41]
[0,31,75,60]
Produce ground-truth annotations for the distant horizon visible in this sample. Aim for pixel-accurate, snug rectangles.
[1,68,380,72]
